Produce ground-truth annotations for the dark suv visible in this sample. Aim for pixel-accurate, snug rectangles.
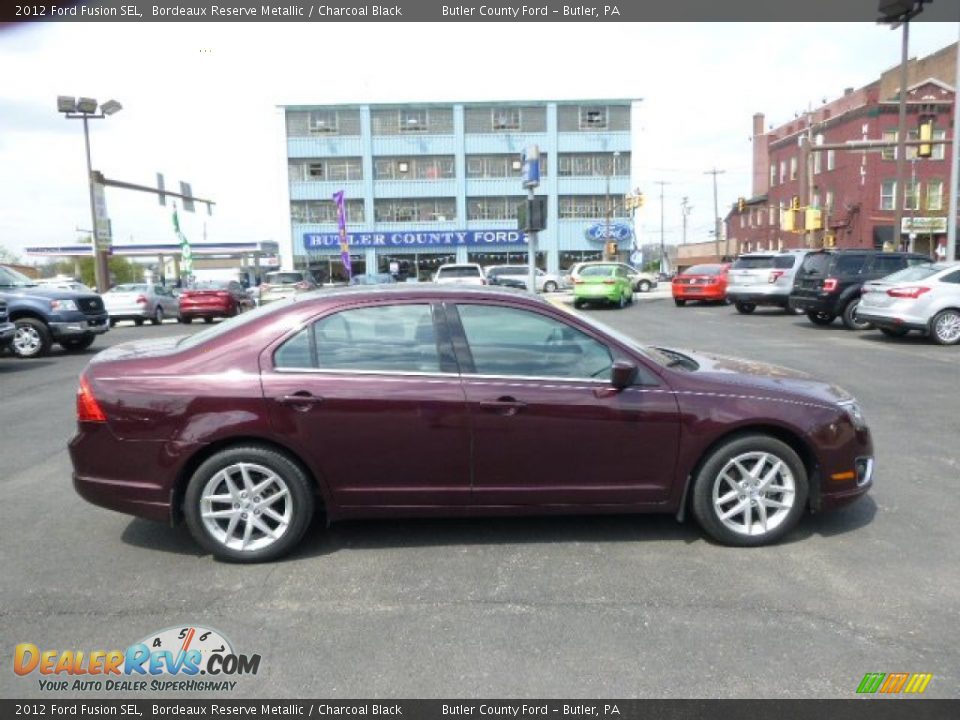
[789,249,930,329]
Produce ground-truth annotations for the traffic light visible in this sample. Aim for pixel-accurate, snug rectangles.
[605,241,619,258]
[805,208,822,231]
[781,210,797,233]
[790,196,801,211]
[918,119,934,159]
[636,193,645,208]
[737,197,745,212]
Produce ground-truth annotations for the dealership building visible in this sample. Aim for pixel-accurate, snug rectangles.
[280,99,635,281]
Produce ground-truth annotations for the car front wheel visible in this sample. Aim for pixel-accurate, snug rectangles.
[691,434,808,547]
[183,445,316,563]
[637,280,651,293]
[151,307,164,325]
[930,308,960,345]
[674,298,686,307]
[735,302,756,314]
[12,318,52,358]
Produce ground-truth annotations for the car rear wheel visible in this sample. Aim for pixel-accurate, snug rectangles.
[573,299,585,309]
[674,298,686,307]
[930,309,960,345]
[618,293,627,309]
[691,434,808,547]
[134,318,144,327]
[842,298,873,331]
[543,281,558,293]
[179,316,193,324]
[12,318,52,358]
[637,280,651,293]
[806,311,834,326]
[151,306,164,325]
[203,317,214,324]
[879,326,909,338]
[60,333,96,351]
[735,302,756,315]
[183,446,315,563]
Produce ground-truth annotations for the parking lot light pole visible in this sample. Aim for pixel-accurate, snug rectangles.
[58,95,122,293]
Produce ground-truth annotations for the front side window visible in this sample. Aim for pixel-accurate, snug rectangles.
[456,304,613,380]
[275,304,441,374]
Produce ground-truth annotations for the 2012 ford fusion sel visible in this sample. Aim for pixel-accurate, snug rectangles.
[69,286,873,562]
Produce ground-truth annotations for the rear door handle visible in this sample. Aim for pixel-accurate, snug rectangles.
[276,392,324,411]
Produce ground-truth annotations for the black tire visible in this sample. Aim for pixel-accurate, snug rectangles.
[60,333,96,352]
[134,318,144,327]
[735,302,756,315]
[203,317,214,324]
[806,311,835,326]
[573,299,585,309]
[543,281,558,293]
[691,434,809,547]
[617,293,627,309]
[784,304,803,315]
[179,316,193,324]
[11,318,53,358]
[109,318,118,327]
[183,445,316,563]
[151,306,164,326]
[879,326,909,338]
[841,298,873,331]
[929,308,960,345]
[674,298,686,307]
[637,280,652,293]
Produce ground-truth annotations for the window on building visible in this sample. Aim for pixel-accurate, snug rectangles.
[904,180,920,211]
[308,110,338,134]
[558,195,625,219]
[790,157,798,180]
[825,191,834,211]
[467,196,525,221]
[492,108,521,131]
[374,156,455,180]
[399,109,428,133]
[557,153,629,177]
[826,149,836,171]
[740,214,745,228]
[779,161,787,184]
[291,199,364,224]
[812,193,821,209]
[289,159,363,183]
[769,205,776,226]
[882,131,897,161]
[769,164,777,187]
[813,135,824,174]
[927,179,943,211]
[374,198,457,222]
[932,129,947,160]
[466,154,549,179]
[880,180,896,210]
[579,107,608,130]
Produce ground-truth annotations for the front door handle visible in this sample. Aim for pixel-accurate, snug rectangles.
[479,397,527,416]
[276,392,324,411]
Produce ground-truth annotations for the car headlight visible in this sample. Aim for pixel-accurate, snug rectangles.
[838,400,867,430]
[50,299,79,312]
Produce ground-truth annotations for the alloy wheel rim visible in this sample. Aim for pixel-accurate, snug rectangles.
[712,451,796,537]
[13,326,40,355]
[935,312,960,343]
[200,462,292,552]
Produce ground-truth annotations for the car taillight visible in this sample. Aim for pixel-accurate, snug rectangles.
[573,279,583,284]
[295,281,310,290]
[481,279,488,285]
[823,278,838,292]
[769,270,785,283]
[217,291,230,298]
[135,295,148,304]
[77,376,106,423]
[887,286,931,299]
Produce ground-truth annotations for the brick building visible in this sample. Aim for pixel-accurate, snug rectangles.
[727,42,957,260]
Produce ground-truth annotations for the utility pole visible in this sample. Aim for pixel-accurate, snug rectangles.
[681,196,692,245]
[654,181,670,274]
[705,168,725,260]
[893,19,911,250]
[948,22,960,262]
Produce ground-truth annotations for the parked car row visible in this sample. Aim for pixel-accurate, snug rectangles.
[428,262,659,296]
[670,249,959,346]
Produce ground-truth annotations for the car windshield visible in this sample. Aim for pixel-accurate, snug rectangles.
[683,265,722,276]
[876,263,938,283]
[266,273,305,284]
[0,266,39,287]
[732,256,774,269]
[580,265,616,277]
[109,284,149,293]
[439,266,481,278]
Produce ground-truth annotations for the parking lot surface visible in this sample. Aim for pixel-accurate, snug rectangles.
[2,302,958,698]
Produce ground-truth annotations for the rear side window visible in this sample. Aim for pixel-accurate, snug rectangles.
[831,255,868,276]
[773,255,799,269]
[733,256,774,270]
[871,254,908,276]
[438,266,481,278]
[941,270,960,284]
[799,253,831,276]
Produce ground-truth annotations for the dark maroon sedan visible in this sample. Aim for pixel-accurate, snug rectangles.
[70,286,873,562]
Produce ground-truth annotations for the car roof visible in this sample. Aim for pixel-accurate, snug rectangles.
[290,284,546,304]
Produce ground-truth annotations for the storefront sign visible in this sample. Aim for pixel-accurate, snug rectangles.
[303,229,528,251]
[584,222,633,243]
[901,217,947,234]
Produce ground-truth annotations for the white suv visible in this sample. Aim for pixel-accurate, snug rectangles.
[726,250,811,314]
[433,263,487,286]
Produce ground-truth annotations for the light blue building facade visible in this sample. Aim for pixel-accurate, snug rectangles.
[281,100,633,281]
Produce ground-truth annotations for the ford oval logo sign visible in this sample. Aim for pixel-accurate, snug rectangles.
[584,222,633,243]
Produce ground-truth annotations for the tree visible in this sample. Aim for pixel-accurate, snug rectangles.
[50,256,142,287]
[0,245,21,264]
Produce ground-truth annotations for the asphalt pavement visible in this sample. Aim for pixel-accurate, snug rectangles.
[1,302,958,699]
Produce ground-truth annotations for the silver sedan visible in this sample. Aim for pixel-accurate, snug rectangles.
[103,284,180,326]
[856,262,960,344]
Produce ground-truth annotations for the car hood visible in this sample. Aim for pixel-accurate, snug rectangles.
[664,348,854,405]
[90,335,187,363]
[0,286,101,301]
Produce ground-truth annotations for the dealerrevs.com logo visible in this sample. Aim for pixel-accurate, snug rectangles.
[14,626,261,693]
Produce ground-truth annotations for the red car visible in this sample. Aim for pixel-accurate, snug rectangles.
[70,286,873,562]
[178,279,254,324]
[672,264,730,306]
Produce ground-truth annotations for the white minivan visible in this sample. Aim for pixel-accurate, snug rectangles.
[433,263,487,286]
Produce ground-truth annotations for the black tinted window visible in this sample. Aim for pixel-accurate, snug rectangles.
[439,267,481,278]
[733,256,774,269]
[800,253,831,275]
[871,255,907,276]
[773,255,799,269]
[941,270,960,284]
[832,255,868,275]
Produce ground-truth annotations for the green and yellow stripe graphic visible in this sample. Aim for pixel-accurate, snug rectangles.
[857,672,932,694]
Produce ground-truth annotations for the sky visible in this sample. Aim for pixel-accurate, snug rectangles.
[0,20,958,263]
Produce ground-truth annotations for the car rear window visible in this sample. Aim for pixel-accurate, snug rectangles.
[684,265,723,276]
[732,256,774,269]
[798,253,831,276]
[438,266,482,278]
[110,284,149,293]
[266,273,305,284]
[580,265,616,277]
[193,280,230,290]
[773,255,799,269]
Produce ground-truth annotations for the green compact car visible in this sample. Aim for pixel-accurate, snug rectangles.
[573,264,634,309]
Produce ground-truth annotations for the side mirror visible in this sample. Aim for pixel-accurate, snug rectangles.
[610,360,637,390]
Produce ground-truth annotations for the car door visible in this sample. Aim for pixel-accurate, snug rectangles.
[261,300,472,508]
[446,301,680,506]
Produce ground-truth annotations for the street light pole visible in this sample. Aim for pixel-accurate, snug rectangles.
[655,180,670,274]
[893,18,911,250]
[705,167,725,260]
[947,22,960,262]
[80,115,109,293]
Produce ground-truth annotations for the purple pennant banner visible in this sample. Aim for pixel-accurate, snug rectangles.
[333,190,352,281]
